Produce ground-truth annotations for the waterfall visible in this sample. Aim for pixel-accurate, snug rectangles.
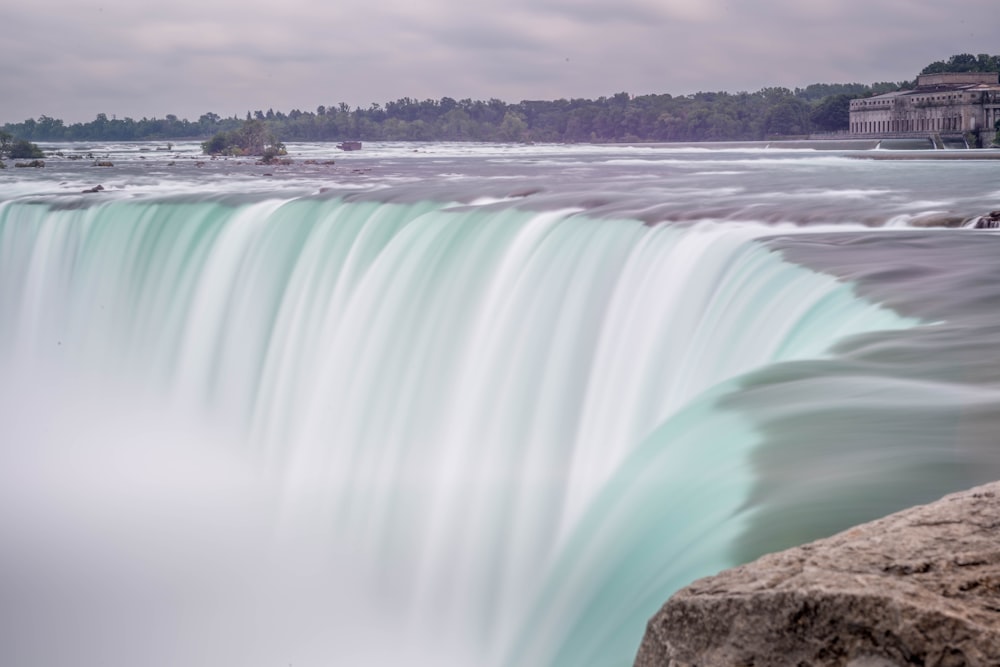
[0,194,916,667]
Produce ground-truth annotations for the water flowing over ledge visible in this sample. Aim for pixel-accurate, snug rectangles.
[2,144,1000,667]
[0,192,921,667]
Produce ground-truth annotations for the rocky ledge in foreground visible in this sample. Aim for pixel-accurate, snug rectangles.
[635,482,1000,667]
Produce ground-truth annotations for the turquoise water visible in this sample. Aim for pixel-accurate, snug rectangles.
[0,144,1000,667]
[1,143,998,667]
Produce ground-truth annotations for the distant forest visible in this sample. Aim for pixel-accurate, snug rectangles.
[4,54,998,145]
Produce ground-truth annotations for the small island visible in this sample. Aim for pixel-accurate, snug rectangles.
[0,131,44,168]
[201,119,287,163]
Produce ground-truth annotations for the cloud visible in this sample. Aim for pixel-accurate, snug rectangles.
[1,0,999,123]
[540,0,724,24]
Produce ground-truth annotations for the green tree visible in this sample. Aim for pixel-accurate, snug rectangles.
[763,97,812,137]
[8,139,44,159]
[921,53,1000,74]
[810,94,852,132]
[498,111,528,142]
[0,132,44,159]
[441,108,475,140]
[201,118,284,156]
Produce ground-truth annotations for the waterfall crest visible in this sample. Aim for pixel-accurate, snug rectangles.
[0,195,916,667]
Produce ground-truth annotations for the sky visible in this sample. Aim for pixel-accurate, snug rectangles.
[2,0,998,124]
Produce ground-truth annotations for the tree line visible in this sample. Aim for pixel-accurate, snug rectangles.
[0,85,900,145]
[3,54,995,145]
[921,53,1000,75]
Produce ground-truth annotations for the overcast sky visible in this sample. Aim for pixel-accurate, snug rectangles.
[2,0,998,123]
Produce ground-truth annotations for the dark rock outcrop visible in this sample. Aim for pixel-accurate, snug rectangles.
[635,482,1000,667]
[973,211,1000,229]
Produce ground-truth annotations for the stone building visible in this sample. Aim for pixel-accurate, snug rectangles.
[849,72,1000,139]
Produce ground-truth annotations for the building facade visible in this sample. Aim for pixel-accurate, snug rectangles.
[849,72,1000,137]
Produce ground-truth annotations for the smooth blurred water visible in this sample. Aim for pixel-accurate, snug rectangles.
[1,142,999,667]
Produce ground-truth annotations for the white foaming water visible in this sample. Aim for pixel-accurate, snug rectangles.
[7,140,1000,231]
[0,192,917,667]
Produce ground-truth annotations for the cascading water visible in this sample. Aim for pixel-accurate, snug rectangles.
[0,193,918,667]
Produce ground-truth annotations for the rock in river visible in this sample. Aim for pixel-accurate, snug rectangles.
[635,482,1000,667]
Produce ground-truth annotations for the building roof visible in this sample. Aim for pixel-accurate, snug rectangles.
[852,75,1000,107]
[916,72,1000,87]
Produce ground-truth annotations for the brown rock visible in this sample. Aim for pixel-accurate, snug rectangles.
[635,482,1000,667]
